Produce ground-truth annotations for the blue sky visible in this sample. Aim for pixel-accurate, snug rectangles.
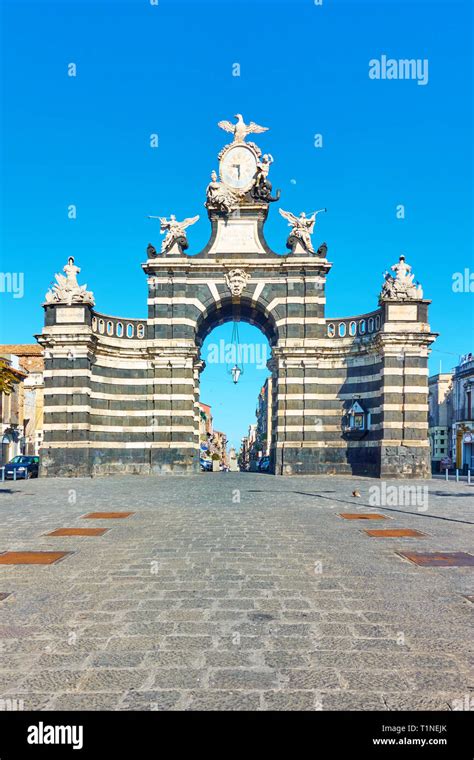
[0,0,472,448]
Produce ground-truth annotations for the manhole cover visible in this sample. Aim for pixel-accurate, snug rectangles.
[0,593,12,601]
[397,552,474,567]
[0,552,72,565]
[45,528,109,537]
[248,613,274,622]
[339,513,388,520]
[82,512,135,519]
[365,529,426,538]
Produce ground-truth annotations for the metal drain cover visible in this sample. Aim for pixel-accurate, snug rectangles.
[0,551,72,565]
[365,529,426,538]
[82,512,134,519]
[46,528,109,537]
[398,552,474,567]
[339,513,388,520]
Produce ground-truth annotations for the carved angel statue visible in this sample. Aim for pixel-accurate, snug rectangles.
[380,255,423,301]
[205,170,238,214]
[218,113,268,143]
[45,256,94,305]
[147,213,199,254]
[256,153,273,181]
[252,154,280,203]
[279,208,327,253]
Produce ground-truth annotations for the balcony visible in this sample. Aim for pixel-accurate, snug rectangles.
[455,358,474,376]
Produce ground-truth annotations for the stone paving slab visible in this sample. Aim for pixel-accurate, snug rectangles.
[0,473,472,711]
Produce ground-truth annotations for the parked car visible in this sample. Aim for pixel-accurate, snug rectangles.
[3,455,40,479]
[200,457,212,472]
[258,456,270,473]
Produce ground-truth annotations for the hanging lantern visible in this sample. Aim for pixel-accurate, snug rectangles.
[231,364,242,384]
[227,320,244,384]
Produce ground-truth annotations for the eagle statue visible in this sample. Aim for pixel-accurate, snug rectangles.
[217,114,269,143]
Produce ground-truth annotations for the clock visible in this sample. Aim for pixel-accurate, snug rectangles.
[219,144,257,191]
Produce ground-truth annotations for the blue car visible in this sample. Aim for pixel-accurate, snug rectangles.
[3,455,40,479]
[200,458,212,472]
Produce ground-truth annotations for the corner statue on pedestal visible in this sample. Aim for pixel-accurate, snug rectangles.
[380,255,424,301]
[147,213,199,255]
[45,257,94,306]
[279,208,327,254]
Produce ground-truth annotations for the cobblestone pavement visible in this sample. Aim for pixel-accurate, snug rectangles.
[0,474,472,711]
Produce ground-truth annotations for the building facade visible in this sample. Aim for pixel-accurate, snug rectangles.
[0,346,45,464]
[0,355,26,465]
[254,377,273,459]
[197,402,228,469]
[36,117,436,478]
[428,372,452,469]
[451,354,474,471]
[238,423,258,472]
[211,430,228,470]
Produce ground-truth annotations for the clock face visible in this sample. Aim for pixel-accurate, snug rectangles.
[220,145,257,190]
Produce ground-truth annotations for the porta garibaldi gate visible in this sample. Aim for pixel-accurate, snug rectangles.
[37,115,437,478]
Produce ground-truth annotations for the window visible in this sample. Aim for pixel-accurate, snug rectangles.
[106,321,113,335]
[349,321,356,336]
[98,319,105,334]
[126,323,134,338]
[345,400,369,433]
[116,322,123,337]
[327,323,335,337]
[368,318,374,333]
[137,324,145,339]
[338,322,346,337]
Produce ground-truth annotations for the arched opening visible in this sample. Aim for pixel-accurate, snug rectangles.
[196,298,277,474]
[195,297,278,348]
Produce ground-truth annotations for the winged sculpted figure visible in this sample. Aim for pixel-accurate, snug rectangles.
[279,208,326,253]
[147,214,200,254]
[217,114,268,143]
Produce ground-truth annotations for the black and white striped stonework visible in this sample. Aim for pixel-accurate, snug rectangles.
[38,246,435,478]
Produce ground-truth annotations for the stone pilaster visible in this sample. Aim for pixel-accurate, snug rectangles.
[148,353,200,475]
[377,299,436,478]
[37,303,95,477]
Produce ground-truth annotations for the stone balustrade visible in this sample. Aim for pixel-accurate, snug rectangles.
[326,310,382,339]
[91,312,146,340]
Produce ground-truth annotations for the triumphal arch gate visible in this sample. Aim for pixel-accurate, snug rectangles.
[37,115,436,478]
